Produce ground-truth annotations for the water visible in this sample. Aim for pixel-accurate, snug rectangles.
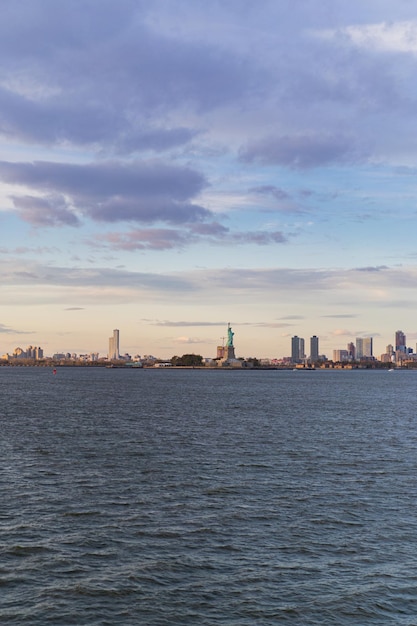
[1,366,417,625]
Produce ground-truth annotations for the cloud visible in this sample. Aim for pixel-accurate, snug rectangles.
[0,245,59,254]
[230,231,287,245]
[3,260,417,317]
[0,261,410,295]
[11,194,80,226]
[172,336,205,344]
[64,307,85,311]
[339,21,417,55]
[279,315,305,320]
[331,329,354,336]
[0,159,210,226]
[322,314,358,319]
[151,320,226,327]
[249,185,290,201]
[240,132,360,169]
[254,322,294,328]
[95,224,288,250]
[96,229,191,251]
[355,265,389,272]
[0,1,257,154]
[246,185,305,215]
[0,323,30,334]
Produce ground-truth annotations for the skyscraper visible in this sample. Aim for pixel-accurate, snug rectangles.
[310,335,319,361]
[108,329,120,360]
[347,342,355,360]
[291,336,305,363]
[356,337,373,359]
[363,337,373,358]
[395,330,406,354]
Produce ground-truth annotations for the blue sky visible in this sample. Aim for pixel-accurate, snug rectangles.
[2,0,417,359]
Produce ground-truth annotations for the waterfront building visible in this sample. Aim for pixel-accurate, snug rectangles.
[380,353,393,363]
[356,337,373,359]
[9,346,44,360]
[395,330,406,354]
[347,342,355,360]
[310,335,319,361]
[217,345,225,359]
[291,336,305,363]
[108,329,120,360]
[333,349,349,362]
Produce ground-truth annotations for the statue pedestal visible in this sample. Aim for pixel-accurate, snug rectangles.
[225,346,235,359]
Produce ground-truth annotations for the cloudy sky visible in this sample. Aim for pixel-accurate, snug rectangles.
[2,0,417,359]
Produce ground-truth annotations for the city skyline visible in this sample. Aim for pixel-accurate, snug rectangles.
[2,327,415,364]
[2,2,417,359]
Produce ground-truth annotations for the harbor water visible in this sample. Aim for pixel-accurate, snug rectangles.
[1,366,417,625]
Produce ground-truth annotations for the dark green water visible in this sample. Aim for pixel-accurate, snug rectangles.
[1,367,417,625]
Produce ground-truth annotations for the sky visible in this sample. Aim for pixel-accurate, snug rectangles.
[2,0,417,360]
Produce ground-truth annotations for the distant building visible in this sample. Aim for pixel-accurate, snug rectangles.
[11,346,44,360]
[333,349,349,362]
[310,335,319,361]
[356,337,373,359]
[347,342,355,360]
[395,330,406,354]
[217,345,225,359]
[363,337,373,358]
[291,336,305,363]
[380,353,393,363]
[108,329,120,360]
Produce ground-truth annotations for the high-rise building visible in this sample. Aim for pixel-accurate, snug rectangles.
[291,336,305,363]
[356,337,373,359]
[395,330,406,354]
[310,335,319,361]
[108,329,120,360]
[363,337,373,358]
[347,342,355,360]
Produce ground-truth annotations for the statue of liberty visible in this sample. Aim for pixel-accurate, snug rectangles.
[226,323,234,347]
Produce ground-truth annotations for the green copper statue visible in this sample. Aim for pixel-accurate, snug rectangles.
[226,323,234,347]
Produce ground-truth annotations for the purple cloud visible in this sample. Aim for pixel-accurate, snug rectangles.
[249,185,290,200]
[11,194,80,227]
[0,1,257,154]
[231,231,287,245]
[240,133,359,169]
[95,225,288,251]
[97,229,191,251]
[0,159,210,226]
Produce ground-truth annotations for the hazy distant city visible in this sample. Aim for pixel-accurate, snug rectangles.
[1,327,415,368]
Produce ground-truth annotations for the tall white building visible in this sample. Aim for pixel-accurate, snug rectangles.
[108,329,120,360]
[356,337,373,359]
